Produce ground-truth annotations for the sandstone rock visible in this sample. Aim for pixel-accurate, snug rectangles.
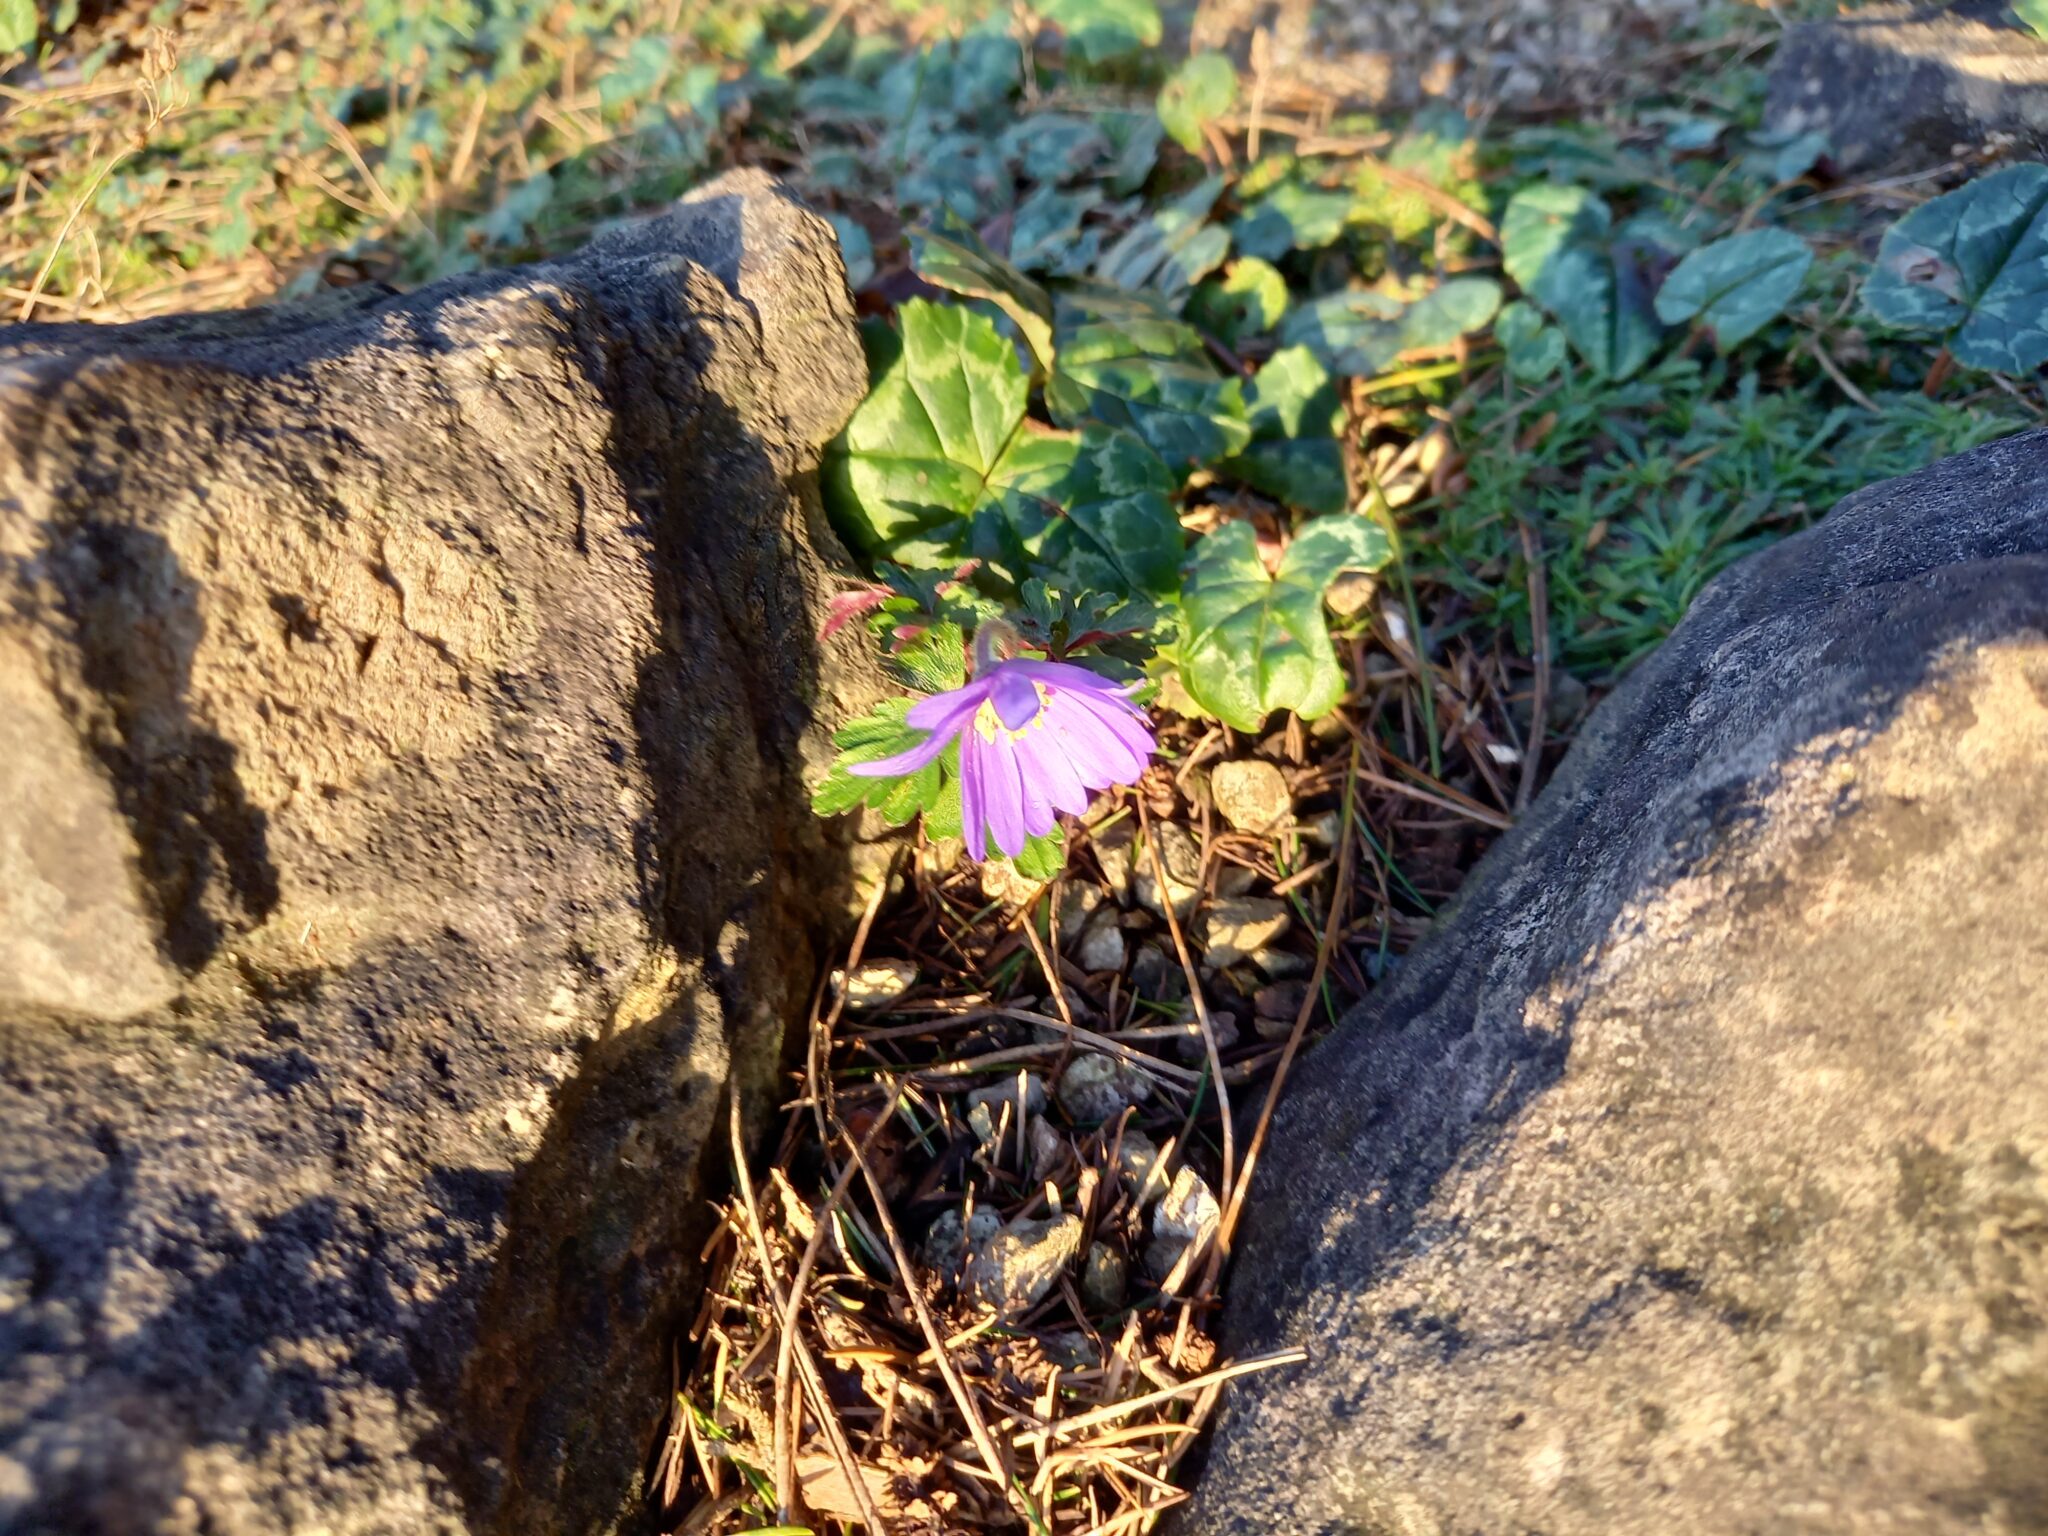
[1209,758,1291,835]
[1200,896,1291,970]
[1189,429,2048,1534]
[969,1214,1083,1316]
[1766,1,2048,174]
[0,171,881,1536]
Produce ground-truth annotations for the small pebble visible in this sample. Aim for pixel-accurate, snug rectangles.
[1080,1241,1128,1312]
[1150,1168,1222,1291]
[1252,947,1311,980]
[1057,881,1103,936]
[969,1213,1082,1315]
[966,1072,1048,1120]
[1129,943,1185,1004]
[1202,897,1292,969]
[1253,980,1310,1039]
[1133,823,1203,922]
[1075,913,1128,973]
[1114,1128,1172,1207]
[1172,1005,1241,1063]
[1324,569,1379,617]
[923,1206,1002,1276]
[980,860,1042,908]
[838,959,916,1012]
[1210,759,1292,834]
[1092,819,1137,906]
[1057,1052,1152,1123]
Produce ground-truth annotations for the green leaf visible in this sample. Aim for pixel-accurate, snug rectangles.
[827,301,1075,566]
[1219,440,1347,515]
[1232,178,1354,260]
[1047,314,1252,469]
[1041,427,1187,597]
[1236,344,1342,438]
[1037,0,1162,63]
[911,220,1058,378]
[1215,346,1345,513]
[1494,299,1565,381]
[1,0,39,51]
[1352,105,1483,243]
[827,213,875,291]
[1008,826,1068,879]
[1863,162,2048,373]
[1276,277,1502,376]
[1652,227,1811,349]
[1157,53,1238,153]
[811,698,957,828]
[1186,257,1289,346]
[1501,184,1668,380]
[1178,516,1393,729]
[2019,0,2048,42]
[1010,188,1103,276]
[1094,176,1230,304]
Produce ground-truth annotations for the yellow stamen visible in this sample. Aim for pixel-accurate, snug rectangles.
[973,682,1052,743]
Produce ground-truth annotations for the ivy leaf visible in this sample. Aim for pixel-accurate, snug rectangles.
[826,301,1076,567]
[827,213,876,291]
[812,698,961,830]
[1186,256,1289,346]
[1276,277,1501,376]
[1010,187,1104,275]
[1501,184,1669,380]
[1158,53,1238,153]
[1863,162,2048,373]
[1352,105,1483,242]
[1094,176,1230,303]
[1652,227,1811,349]
[1214,346,1346,514]
[1040,426,1187,598]
[1047,313,1252,469]
[911,219,1058,378]
[0,0,36,51]
[1232,178,1355,260]
[1178,516,1393,729]
[1494,299,1566,381]
[1037,0,1162,64]
[2019,0,2048,41]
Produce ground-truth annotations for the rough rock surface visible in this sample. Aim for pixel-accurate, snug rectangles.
[1767,0,2048,174]
[1187,429,2048,1534]
[0,170,882,1535]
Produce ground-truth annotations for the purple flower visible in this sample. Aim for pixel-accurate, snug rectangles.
[851,658,1156,859]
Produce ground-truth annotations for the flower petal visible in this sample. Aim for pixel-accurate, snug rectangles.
[1067,684,1157,759]
[960,728,989,858]
[1012,723,1092,819]
[979,730,1029,858]
[846,694,979,778]
[907,682,988,732]
[989,666,1043,732]
[1042,692,1147,785]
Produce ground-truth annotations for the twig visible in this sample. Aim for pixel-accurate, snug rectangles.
[1805,334,1881,415]
[778,0,855,69]
[1134,797,1234,1207]
[1515,521,1549,814]
[1215,746,1354,1258]
[771,1081,904,1521]
[726,1092,884,1532]
[845,1126,1032,1520]
[1015,1348,1309,1445]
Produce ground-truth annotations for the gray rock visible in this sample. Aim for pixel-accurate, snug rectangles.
[966,1072,1049,1122]
[0,172,882,1536]
[1186,429,2048,1534]
[1766,1,2048,174]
